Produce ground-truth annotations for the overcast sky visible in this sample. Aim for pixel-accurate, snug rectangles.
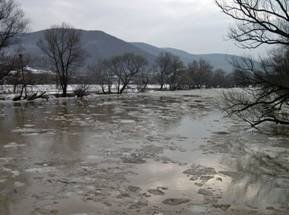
[20,0,264,56]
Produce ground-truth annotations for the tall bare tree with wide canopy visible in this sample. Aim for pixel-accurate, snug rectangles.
[38,23,84,97]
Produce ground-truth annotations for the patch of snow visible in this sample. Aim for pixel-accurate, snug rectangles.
[24,66,53,75]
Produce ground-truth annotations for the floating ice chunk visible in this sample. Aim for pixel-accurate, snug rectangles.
[120,119,135,124]
[14,181,25,188]
[3,142,25,148]
[12,128,55,135]
[11,170,20,177]
[25,167,57,174]
[86,155,99,160]
[24,124,35,128]
[0,157,13,163]
[2,167,20,177]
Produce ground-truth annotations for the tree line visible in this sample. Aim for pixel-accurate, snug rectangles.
[87,51,245,95]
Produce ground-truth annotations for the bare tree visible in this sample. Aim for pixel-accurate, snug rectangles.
[216,0,289,49]
[89,61,114,94]
[217,0,289,127]
[38,23,84,97]
[231,68,252,87]
[166,55,185,91]
[11,53,30,96]
[0,0,28,50]
[0,0,28,82]
[155,52,173,90]
[224,48,289,127]
[211,69,227,88]
[188,59,213,88]
[0,58,13,83]
[154,52,186,90]
[135,68,151,92]
[2,52,48,101]
[104,53,148,94]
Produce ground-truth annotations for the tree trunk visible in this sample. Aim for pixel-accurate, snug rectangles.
[119,83,128,94]
[108,84,111,94]
[101,84,107,94]
[62,84,67,97]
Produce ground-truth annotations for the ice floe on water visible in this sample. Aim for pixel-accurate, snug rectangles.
[25,166,58,174]
[0,89,289,214]
[3,142,26,148]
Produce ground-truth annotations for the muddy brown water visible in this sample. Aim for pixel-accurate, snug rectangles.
[0,90,289,215]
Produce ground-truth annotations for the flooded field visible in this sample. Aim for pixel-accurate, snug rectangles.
[0,89,289,215]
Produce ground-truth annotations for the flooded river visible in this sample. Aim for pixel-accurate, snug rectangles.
[0,90,288,215]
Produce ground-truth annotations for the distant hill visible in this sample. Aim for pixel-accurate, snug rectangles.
[8,30,155,67]
[131,43,240,72]
[6,29,245,73]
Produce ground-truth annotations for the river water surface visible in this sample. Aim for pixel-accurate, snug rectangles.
[0,90,289,215]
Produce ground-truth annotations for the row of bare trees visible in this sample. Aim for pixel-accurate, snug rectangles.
[88,51,242,94]
[154,53,245,90]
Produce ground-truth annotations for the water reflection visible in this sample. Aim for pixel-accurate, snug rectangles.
[219,134,289,210]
